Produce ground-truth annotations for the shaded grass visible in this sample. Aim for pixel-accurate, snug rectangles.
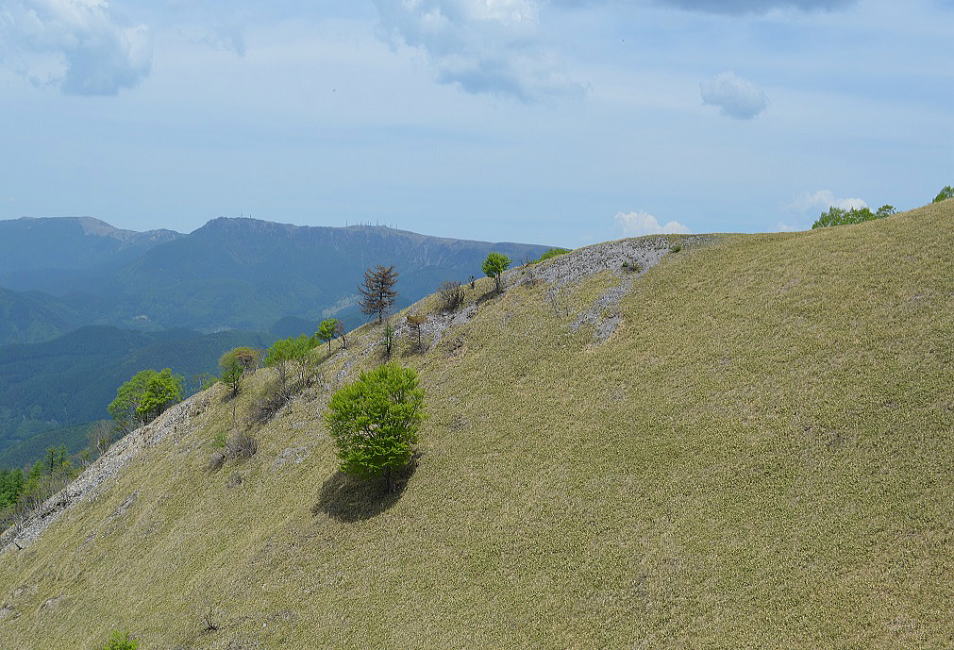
[1,203,952,648]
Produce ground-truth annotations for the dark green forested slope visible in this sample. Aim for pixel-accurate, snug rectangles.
[0,327,268,467]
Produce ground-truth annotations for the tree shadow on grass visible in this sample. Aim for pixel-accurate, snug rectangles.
[311,457,418,523]
[474,288,503,308]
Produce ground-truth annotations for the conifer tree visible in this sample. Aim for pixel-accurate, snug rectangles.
[359,265,398,323]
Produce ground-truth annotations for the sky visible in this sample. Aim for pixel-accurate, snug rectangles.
[0,0,951,248]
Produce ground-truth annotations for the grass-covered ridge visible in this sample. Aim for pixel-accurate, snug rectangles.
[1,202,952,648]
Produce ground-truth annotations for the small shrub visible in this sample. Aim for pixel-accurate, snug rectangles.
[438,281,465,312]
[622,260,644,273]
[669,244,682,253]
[200,602,221,632]
[246,380,288,428]
[100,630,138,650]
[226,431,258,460]
[534,247,571,264]
[384,322,396,358]
[196,373,218,391]
[207,451,226,472]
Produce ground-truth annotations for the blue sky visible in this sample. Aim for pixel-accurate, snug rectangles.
[0,0,951,248]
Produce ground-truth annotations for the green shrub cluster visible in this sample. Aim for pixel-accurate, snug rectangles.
[533,248,571,264]
[100,630,138,650]
[811,204,896,229]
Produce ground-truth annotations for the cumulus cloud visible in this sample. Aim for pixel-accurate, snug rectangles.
[654,0,855,13]
[615,211,691,236]
[792,189,868,212]
[700,71,768,119]
[371,0,581,101]
[0,0,152,95]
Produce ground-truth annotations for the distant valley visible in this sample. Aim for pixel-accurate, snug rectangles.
[0,216,549,466]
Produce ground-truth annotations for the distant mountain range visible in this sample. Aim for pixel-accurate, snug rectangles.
[0,216,550,465]
[0,216,550,343]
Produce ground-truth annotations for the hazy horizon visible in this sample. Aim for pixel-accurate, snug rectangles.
[1,0,951,248]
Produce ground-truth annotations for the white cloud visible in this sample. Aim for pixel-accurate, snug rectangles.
[0,0,152,95]
[615,211,691,236]
[792,189,868,212]
[700,71,768,120]
[371,0,581,101]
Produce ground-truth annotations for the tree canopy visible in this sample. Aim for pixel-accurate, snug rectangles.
[107,369,184,432]
[933,186,954,203]
[265,334,319,394]
[325,363,426,489]
[482,252,511,293]
[317,318,341,351]
[811,205,896,229]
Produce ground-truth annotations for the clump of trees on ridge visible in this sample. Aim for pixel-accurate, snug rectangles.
[811,204,896,229]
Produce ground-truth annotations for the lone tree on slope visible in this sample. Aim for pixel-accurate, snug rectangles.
[406,313,426,351]
[359,265,398,323]
[219,351,245,398]
[317,318,339,352]
[482,252,511,293]
[325,362,426,492]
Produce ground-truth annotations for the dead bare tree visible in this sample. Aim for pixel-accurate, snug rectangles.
[359,265,398,323]
[406,313,427,351]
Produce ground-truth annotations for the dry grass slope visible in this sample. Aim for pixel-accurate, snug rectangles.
[0,202,952,648]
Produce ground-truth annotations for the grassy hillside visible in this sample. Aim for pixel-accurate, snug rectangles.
[1,202,951,648]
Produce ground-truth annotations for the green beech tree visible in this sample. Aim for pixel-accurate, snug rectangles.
[482,252,511,293]
[325,363,426,491]
[108,369,184,432]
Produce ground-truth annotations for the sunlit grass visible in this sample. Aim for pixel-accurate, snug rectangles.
[1,202,952,648]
